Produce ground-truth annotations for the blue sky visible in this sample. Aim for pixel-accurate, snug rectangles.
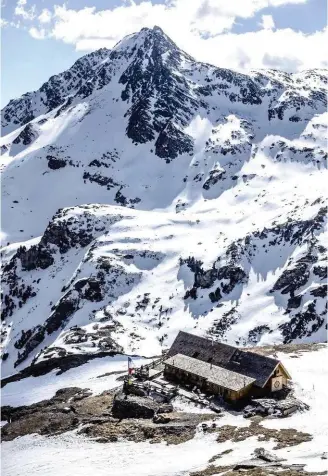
[1,0,327,108]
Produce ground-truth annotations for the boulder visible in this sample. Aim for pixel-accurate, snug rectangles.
[245,397,307,419]
[112,392,160,419]
[234,449,284,470]
[209,403,222,414]
[157,404,173,414]
[153,414,172,424]
[254,448,284,463]
[234,459,268,470]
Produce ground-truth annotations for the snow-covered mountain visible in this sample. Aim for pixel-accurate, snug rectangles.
[1,26,327,377]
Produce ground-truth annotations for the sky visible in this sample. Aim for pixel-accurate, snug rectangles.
[1,0,327,108]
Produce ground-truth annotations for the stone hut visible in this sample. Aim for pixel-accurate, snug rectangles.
[163,331,291,401]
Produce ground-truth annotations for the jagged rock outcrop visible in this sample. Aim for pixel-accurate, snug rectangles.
[47,156,67,170]
[12,123,38,146]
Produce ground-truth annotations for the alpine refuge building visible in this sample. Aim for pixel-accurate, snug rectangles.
[163,331,291,402]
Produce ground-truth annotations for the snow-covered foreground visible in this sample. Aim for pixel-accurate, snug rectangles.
[2,431,220,476]
[261,346,328,472]
[1,347,327,476]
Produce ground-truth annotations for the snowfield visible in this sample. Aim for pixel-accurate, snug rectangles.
[261,346,328,471]
[1,346,327,476]
[2,432,223,476]
[1,25,327,383]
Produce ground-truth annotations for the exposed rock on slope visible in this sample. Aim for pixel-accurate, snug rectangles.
[1,27,327,377]
[1,200,326,375]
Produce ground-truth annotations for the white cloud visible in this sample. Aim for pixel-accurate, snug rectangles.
[14,0,36,21]
[9,0,327,72]
[29,26,46,39]
[260,14,275,30]
[38,8,52,24]
[47,0,308,46]
[0,17,8,28]
[262,53,301,71]
[74,38,113,51]
[198,27,328,71]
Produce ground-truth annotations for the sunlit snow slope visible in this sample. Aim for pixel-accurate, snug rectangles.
[1,26,327,377]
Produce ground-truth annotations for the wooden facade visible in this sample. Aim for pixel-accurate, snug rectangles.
[252,362,290,397]
[164,364,249,401]
[164,353,256,402]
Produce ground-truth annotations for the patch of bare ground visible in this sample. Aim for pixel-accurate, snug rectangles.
[191,467,326,476]
[191,464,234,476]
[246,342,326,358]
[80,412,213,445]
[1,387,214,445]
[215,419,312,450]
[1,388,114,441]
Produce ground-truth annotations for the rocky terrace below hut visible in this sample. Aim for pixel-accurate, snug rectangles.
[1,344,327,476]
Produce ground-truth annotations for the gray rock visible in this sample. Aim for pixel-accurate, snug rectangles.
[287,464,306,471]
[157,404,173,414]
[245,397,307,419]
[209,403,222,414]
[234,459,268,470]
[254,448,284,463]
[153,414,172,424]
[112,392,160,419]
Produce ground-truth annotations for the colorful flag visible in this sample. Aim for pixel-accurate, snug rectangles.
[128,356,135,375]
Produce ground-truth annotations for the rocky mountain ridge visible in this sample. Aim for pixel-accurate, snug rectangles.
[1,26,327,377]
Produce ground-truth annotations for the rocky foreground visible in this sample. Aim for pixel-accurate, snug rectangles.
[1,344,327,476]
[0,379,312,447]
[1,385,324,476]
[1,386,213,444]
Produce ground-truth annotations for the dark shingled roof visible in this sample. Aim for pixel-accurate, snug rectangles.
[167,331,280,388]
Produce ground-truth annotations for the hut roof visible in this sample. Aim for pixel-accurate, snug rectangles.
[167,331,281,388]
[164,353,255,392]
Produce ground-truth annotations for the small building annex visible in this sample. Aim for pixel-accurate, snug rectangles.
[163,331,291,401]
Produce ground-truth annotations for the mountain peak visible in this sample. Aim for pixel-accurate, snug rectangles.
[152,25,164,33]
[140,25,164,34]
[114,24,185,61]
